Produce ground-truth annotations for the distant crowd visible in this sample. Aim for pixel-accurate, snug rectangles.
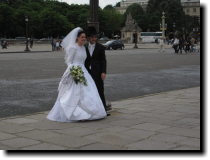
[1,38,34,50]
[170,37,200,54]
[1,40,8,49]
[51,38,62,51]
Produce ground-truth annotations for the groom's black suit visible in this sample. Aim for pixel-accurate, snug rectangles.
[85,43,107,110]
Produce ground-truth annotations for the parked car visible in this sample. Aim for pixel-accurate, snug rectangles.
[99,37,109,41]
[15,37,26,40]
[39,38,49,41]
[103,40,124,50]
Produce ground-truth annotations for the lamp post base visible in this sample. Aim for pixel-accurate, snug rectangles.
[24,40,31,52]
[24,46,31,52]
[134,43,138,49]
[24,49,31,52]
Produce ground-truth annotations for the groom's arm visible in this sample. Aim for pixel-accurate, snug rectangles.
[84,46,91,73]
[100,45,107,74]
[85,57,91,73]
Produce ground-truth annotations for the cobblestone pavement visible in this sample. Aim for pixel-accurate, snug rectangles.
[0,48,200,118]
[0,87,200,150]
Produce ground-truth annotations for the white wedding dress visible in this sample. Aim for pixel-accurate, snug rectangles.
[47,43,107,122]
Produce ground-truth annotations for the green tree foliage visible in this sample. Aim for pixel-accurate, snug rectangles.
[146,0,193,33]
[0,3,15,37]
[115,2,120,7]
[99,5,124,38]
[0,0,124,39]
[123,0,199,36]
[124,3,146,31]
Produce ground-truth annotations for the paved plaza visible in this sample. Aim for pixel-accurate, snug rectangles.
[0,46,200,150]
[0,87,200,150]
[0,47,200,118]
[0,43,172,53]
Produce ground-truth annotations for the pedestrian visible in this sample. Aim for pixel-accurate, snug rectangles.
[1,40,3,49]
[59,40,62,49]
[51,38,56,51]
[30,38,34,48]
[185,38,191,53]
[173,37,179,54]
[190,37,196,53]
[159,37,165,53]
[2,40,8,49]
[195,41,200,53]
[56,40,60,51]
[178,37,184,54]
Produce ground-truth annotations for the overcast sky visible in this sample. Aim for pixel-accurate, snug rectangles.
[60,0,121,8]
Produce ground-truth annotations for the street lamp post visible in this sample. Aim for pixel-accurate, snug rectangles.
[160,12,167,50]
[160,12,167,40]
[173,22,176,38]
[24,16,30,52]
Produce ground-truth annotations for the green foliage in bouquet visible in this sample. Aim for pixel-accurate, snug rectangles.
[70,66,87,86]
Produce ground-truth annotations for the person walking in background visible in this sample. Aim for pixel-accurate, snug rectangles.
[1,40,8,49]
[190,37,196,53]
[1,40,4,49]
[173,37,179,54]
[185,38,191,53]
[30,38,34,49]
[59,40,62,50]
[51,38,56,51]
[159,37,165,53]
[178,37,184,54]
[56,40,60,51]
[195,41,200,53]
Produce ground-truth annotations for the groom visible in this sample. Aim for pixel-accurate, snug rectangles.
[85,27,111,115]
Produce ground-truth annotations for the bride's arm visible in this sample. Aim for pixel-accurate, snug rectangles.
[64,47,77,66]
[58,47,77,90]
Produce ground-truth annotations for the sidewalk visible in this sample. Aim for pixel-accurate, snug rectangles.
[0,43,172,53]
[0,87,200,150]
[0,44,52,53]
[124,43,172,49]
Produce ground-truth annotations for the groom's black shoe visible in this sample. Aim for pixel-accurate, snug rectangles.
[106,113,111,116]
[106,104,112,111]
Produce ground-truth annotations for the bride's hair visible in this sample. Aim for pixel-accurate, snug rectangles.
[76,30,86,42]
[77,30,86,38]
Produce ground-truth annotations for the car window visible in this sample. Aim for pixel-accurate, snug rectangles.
[105,40,114,45]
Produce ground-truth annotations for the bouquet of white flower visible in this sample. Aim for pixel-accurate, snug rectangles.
[70,66,87,86]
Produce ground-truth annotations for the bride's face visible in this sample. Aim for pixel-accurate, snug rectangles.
[77,33,86,46]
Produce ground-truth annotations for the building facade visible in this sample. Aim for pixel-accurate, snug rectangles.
[116,0,200,17]
[121,13,142,43]
[116,0,149,14]
[181,0,200,17]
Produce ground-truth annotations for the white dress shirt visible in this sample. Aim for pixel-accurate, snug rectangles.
[88,43,96,57]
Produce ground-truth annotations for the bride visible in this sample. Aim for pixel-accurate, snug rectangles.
[47,27,107,122]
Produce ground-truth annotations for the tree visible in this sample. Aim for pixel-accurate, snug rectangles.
[103,5,114,10]
[0,0,125,38]
[115,2,120,7]
[0,3,15,38]
[146,0,186,32]
[39,9,71,38]
[124,3,146,31]
[99,7,124,38]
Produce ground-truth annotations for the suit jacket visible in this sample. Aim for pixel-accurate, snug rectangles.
[85,43,107,80]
